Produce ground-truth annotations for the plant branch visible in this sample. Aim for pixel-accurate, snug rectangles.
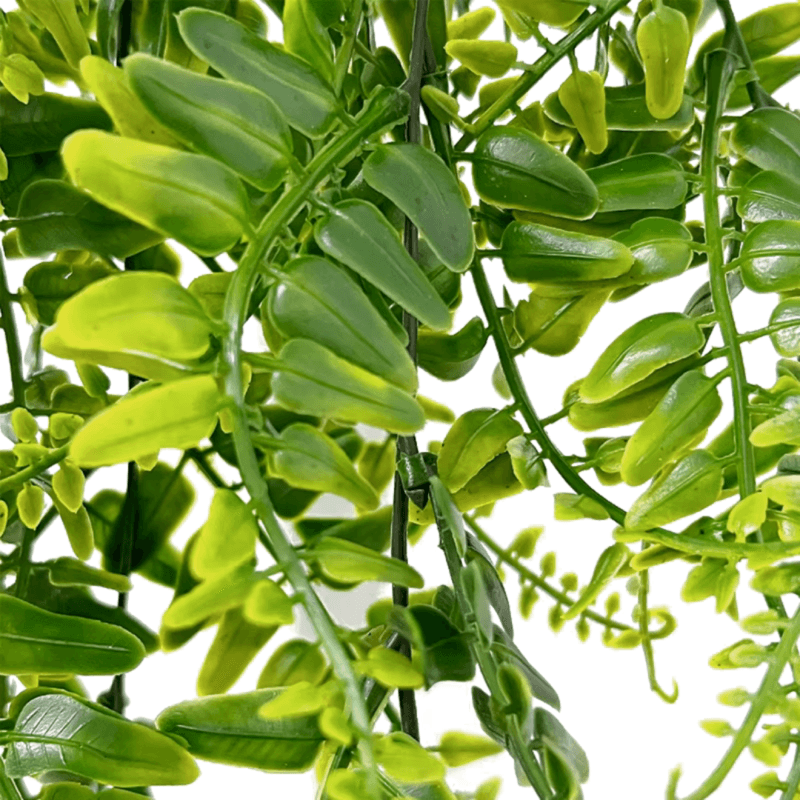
[465,515,633,633]
[455,0,633,150]
[0,245,24,405]
[0,445,69,496]
[221,88,410,798]
[671,604,800,800]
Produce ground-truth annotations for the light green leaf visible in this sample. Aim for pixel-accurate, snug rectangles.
[309,537,424,588]
[69,375,222,467]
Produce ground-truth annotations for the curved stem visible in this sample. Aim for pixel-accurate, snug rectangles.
[221,89,409,798]
[781,743,800,800]
[471,261,628,526]
[465,515,633,632]
[673,604,800,800]
[455,0,633,150]
[637,560,678,703]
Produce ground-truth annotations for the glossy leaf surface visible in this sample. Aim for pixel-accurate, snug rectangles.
[314,199,450,331]
[61,130,249,257]
[472,127,599,220]
[363,144,474,273]
[740,220,800,292]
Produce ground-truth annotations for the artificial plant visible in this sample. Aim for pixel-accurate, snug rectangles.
[3,0,800,798]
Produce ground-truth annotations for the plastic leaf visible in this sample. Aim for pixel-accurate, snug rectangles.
[374,732,446,783]
[191,489,257,581]
[354,646,425,689]
[363,143,474,272]
[438,731,503,767]
[61,130,249,257]
[5,693,198,785]
[314,199,450,331]
[562,543,629,620]
[69,376,222,467]
[258,640,327,688]
[243,580,294,627]
[310,537,424,588]
[444,39,517,78]
[557,70,607,154]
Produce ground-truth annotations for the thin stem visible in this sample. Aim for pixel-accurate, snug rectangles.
[386,0,430,745]
[332,3,363,96]
[673,604,800,800]
[0,445,69,496]
[714,0,773,109]
[471,261,627,526]
[781,743,800,800]
[455,0,633,150]
[637,560,678,703]
[0,244,24,405]
[465,515,633,633]
[221,89,409,798]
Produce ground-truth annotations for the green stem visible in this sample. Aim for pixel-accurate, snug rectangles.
[637,560,678,703]
[454,0,633,150]
[781,744,800,800]
[221,88,409,798]
[0,445,69,496]
[432,495,553,798]
[673,604,800,800]
[465,516,633,633]
[0,245,24,405]
[386,0,431,745]
[471,261,627,526]
[332,3,363,96]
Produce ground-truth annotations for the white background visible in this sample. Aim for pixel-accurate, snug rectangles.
[0,0,796,798]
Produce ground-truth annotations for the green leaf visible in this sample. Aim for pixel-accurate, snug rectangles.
[447,7,495,39]
[295,506,393,553]
[0,91,110,157]
[438,408,523,493]
[534,707,590,799]
[363,144,474,273]
[513,287,609,356]
[43,272,215,370]
[79,55,182,147]
[563,543,629,620]
[10,180,163,259]
[621,370,723,486]
[444,39,517,78]
[429,475,467,558]
[637,6,691,120]
[770,298,800,356]
[61,130,250,257]
[751,406,800,448]
[69,376,222,467]
[418,317,488,381]
[309,537,424,588]
[731,106,800,175]
[44,557,131,593]
[126,53,294,191]
[257,639,327,688]
[191,489,258,581]
[727,492,768,538]
[0,54,45,104]
[625,450,723,530]
[587,154,688,213]
[355,646,425,689]
[22,259,117,327]
[728,55,800,110]
[557,70,607,155]
[266,256,417,391]
[5,692,198,786]
[500,221,634,283]
[266,424,379,510]
[612,218,694,283]
[580,313,705,403]
[0,594,144,675]
[751,563,800,596]
[554,492,609,521]
[472,127,599,220]
[544,83,694,132]
[197,607,277,696]
[272,339,424,434]
[490,624,560,710]
[314,199,450,331]
[762,474,800,509]
[162,565,257,630]
[157,689,323,771]
[438,731,503,767]
[507,435,548,491]
[282,0,333,82]
[738,172,800,225]
[375,732,446,783]
[19,0,89,68]
[739,220,800,292]
[177,8,340,138]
